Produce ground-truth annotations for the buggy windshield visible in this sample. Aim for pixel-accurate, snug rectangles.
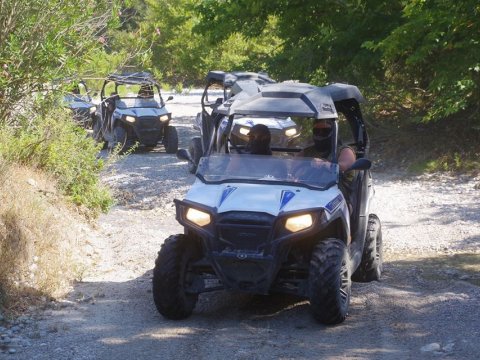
[115,96,163,109]
[196,154,338,190]
[64,94,91,103]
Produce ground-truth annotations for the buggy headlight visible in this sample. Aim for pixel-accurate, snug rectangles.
[285,128,297,137]
[186,208,211,227]
[239,126,250,136]
[285,214,312,232]
[89,106,96,114]
[125,115,136,123]
[159,114,170,122]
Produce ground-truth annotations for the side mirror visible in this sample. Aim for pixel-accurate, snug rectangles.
[166,95,174,101]
[177,149,193,163]
[346,158,372,172]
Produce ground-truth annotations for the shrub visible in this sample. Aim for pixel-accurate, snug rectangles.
[0,160,86,309]
[0,109,113,217]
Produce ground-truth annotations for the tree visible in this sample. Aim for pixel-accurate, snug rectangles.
[195,0,404,86]
[370,0,480,121]
[196,0,480,124]
[0,0,119,124]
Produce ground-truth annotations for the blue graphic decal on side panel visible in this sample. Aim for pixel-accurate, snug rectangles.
[219,118,228,131]
[246,119,255,126]
[219,186,237,206]
[280,190,296,210]
[325,194,344,213]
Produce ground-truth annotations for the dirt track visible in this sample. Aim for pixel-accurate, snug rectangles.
[4,93,480,360]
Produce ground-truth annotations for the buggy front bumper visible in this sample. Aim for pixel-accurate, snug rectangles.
[124,116,168,145]
[176,199,331,296]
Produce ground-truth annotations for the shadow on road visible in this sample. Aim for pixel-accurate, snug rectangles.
[22,256,479,360]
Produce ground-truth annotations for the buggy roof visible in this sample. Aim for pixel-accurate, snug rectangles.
[322,83,365,103]
[206,71,275,87]
[105,72,159,86]
[221,82,364,119]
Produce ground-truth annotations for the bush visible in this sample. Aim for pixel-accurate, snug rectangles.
[0,109,113,217]
[0,160,87,309]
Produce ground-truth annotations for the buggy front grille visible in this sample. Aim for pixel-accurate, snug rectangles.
[136,116,161,130]
[216,212,274,252]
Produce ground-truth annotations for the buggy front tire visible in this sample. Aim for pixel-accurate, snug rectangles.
[188,137,203,174]
[92,117,107,149]
[164,125,178,154]
[110,125,128,154]
[152,234,201,320]
[308,238,351,325]
[352,214,383,282]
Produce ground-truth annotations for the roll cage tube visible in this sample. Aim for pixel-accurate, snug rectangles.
[334,98,369,157]
[100,80,165,107]
[331,120,339,164]
[219,115,244,154]
[201,80,228,114]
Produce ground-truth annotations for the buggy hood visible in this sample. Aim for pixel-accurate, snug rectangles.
[186,180,345,218]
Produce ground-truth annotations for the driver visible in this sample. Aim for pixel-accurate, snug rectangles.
[297,119,357,212]
[295,119,334,176]
[137,85,154,98]
[298,119,334,160]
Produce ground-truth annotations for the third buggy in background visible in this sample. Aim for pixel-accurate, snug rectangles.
[92,72,177,153]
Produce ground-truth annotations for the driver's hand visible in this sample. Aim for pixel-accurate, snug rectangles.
[311,158,325,168]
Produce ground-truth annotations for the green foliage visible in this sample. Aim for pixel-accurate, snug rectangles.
[129,0,280,85]
[0,0,122,215]
[194,0,403,85]
[193,0,479,129]
[409,154,480,173]
[373,0,480,122]
[0,0,120,125]
[0,109,113,217]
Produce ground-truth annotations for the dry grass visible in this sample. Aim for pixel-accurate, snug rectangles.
[0,159,87,312]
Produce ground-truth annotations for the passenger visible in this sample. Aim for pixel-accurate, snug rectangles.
[245,124,272,155]
[228,124,287,178]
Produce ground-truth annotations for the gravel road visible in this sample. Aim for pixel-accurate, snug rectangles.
[2,92,479,359]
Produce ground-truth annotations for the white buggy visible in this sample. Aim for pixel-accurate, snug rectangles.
[154,82,383,324]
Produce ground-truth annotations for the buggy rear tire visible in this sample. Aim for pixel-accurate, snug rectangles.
[308,238,351,325]
[164,125,178,154]
[152,234,201,320]
[188,137,203,174]
[352,214,383,282]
